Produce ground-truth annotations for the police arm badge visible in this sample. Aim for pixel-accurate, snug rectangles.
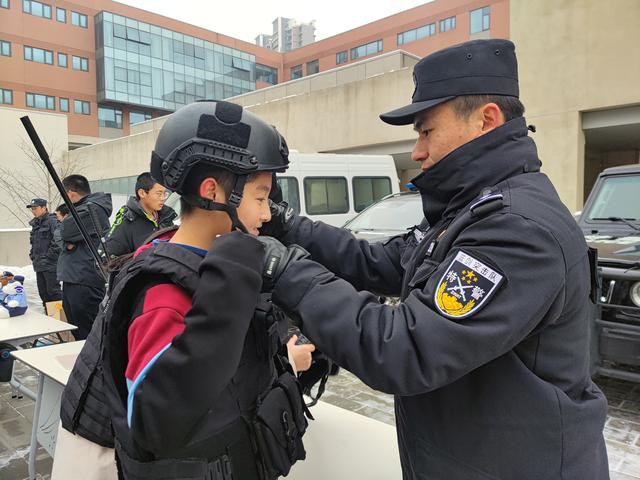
[434,250,504,319]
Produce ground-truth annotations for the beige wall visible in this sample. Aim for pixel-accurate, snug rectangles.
[512,0,640,210]
[0,107,69,228]
[0,230,32,266]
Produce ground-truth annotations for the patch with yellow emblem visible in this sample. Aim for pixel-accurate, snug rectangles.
[434,250,504,319]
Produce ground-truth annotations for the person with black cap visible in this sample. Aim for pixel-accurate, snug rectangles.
[27,197,62,309]
[257,39,609,479]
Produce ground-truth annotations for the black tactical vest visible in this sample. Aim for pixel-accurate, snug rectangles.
[101,242,308,480]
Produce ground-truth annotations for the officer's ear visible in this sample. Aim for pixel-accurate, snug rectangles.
[480,103,504,133]
[199,177,227,204]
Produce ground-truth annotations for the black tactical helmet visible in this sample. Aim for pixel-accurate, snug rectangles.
[150,100,289,230]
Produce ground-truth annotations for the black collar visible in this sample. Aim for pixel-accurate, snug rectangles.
[411,117,541,226]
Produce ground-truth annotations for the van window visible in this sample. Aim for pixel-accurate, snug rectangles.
[276,176,301,214]
[353,177,392,212]
[304,177,349,215]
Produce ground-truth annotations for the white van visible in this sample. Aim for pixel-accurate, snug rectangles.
[276,153,399,226]
[162,153,399,227]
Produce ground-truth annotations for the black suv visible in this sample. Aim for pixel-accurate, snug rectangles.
[577,164,640,381]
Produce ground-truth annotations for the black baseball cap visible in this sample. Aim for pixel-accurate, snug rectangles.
[1,271,13,278]
[380,39,519,126]
[26,198,47,208]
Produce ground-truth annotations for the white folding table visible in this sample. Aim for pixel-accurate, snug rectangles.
[1,310,77,400]
[11,340,85,480]
[289,400,402,479]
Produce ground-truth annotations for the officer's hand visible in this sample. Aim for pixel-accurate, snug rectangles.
[259,200,298,239]
[256,236,309,291]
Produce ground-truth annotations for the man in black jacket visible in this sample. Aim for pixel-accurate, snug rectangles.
[258,39,609,479]
[59,175,112,340]
[105,172,176,258]
[27,198,62,308]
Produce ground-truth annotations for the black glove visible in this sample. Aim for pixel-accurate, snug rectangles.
[259,200,299,239]
[256,236,309,291]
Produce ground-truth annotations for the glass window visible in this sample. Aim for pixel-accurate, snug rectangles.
[0,40,10,57]
[23,0,51,18]
[129,110,151,125]
[74,99,90,114]
[0,88,12,105]
[306,59,319,75]
[71,11,87,28]
[470,7,490,33]
[26,92,55,110]
[98,105,123,128]
[585,176,640,221]
[0,0,8,9]
[276,177,301,214]
[59,97,69,112]
[290,64,302,80]
[344,193,424,233]
[336,50,348,65]
[350,40,383,60]
[24,45,53,64]
[352,177,392,212]
[304,177,349,215]
[440,16,456,33]
[398,23,436,45]
[255,63,277,85]
[72,55,89,71]
[56,7,65,22]
[57,52,67,67]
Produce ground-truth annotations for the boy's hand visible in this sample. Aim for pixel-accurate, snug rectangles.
[287,335,316,372]
[256,236,309,291]
[259,200,298,239]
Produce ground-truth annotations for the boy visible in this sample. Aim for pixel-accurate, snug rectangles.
[99,101,311,480]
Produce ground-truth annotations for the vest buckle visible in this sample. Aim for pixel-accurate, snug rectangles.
[208,454,233,480]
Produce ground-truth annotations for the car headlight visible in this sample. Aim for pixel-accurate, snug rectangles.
[631,282,640,307]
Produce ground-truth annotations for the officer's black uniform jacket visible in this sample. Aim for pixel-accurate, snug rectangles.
[29,213,60,272]
[59,192,112,287]
[272,118,609,480]
[104,196,176,258]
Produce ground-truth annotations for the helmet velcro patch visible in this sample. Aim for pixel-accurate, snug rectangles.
[197,114,251,149]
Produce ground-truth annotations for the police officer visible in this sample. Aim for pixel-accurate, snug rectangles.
[27,198,62,308]
[258,39,609,479]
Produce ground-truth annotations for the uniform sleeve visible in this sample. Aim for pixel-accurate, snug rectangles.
[272,212,566,396]
[127,232,264,456]
[281,216,406,296]
[44,217,61,262]
[60,206,97,243]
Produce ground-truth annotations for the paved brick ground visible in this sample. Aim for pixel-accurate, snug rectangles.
[3,364,640,479]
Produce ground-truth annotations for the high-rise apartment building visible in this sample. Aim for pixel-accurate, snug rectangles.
[255,17,316,53]
[1,0,507,147]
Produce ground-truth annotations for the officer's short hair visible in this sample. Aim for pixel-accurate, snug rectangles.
[135,172,158,200]
[62,174,91,195]
[449,95,525,122]
[55,204,69,216]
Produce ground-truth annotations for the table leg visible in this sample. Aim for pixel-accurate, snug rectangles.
[28,372,43,480]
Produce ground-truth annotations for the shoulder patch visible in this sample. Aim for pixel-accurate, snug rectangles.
[434,250,504,319]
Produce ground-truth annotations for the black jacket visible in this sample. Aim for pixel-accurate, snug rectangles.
[272,118,609,480]
[29,213,60,272]
[104,197,176,258]
[59,192,112,286]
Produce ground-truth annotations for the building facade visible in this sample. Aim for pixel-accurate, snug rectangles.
[0,0,281,146]
[1,0,507,147]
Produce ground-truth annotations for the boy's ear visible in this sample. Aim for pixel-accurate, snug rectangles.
[199,177,225,203]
